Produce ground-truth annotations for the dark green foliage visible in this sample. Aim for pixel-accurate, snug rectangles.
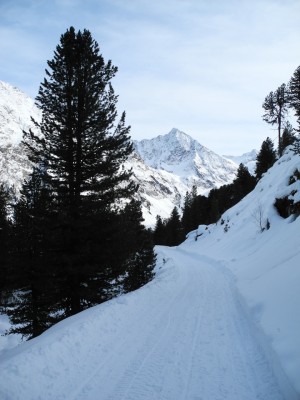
[262,84,289,156]
[275,168,300,219]
[153,207,184,246]
[233,163,256,203]
[280,122,296,153]
[208,185,234,223]
[293,136,300,154]
[289,169,300,185]
[0,184,11,308]
[5,168,59,339]
[274,196,293,219]
[165,207,185,246]
[181,190,194,234]
[122,200,156,292]
[181,186,208,234]
[289,65,300,130]
[255,137,277,180]
[22,26,137,318]
[274,194,300,219]
[206,164,255,224]
[154,163,257,243]
[153,215,167,245]
[24,27,135,213]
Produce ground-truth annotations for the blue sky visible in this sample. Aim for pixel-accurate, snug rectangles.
[0,0,300,154]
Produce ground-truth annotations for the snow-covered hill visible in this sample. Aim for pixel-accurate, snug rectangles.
[0,149,299,399]
[0,81,243,225]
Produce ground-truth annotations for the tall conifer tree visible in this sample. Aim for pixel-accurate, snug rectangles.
[289,65,300,131]
[23,27,136,316]
[255,137,277,180]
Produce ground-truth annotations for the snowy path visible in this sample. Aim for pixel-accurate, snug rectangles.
[0,246,285,400]
[69,247,284,400]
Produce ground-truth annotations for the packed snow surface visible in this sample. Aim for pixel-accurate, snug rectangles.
[0,248,287,400]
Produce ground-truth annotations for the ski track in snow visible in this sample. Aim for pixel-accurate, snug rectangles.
[68,247,283,400]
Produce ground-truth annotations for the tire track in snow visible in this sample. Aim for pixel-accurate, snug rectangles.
[175,249,285,400]
[69,256,191,400]
[114,261,210,400]
[69,247,285,400]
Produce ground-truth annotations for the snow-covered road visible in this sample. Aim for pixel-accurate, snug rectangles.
[0,246,285,400]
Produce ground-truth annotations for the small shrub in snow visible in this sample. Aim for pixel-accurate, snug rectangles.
[275,169,300,218]
[224,223,230,233]
[289,169,300,185]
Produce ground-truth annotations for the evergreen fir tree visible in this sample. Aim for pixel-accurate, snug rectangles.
[232,163,256,202]
[153,215,167,245]
[165,207,184,246]
[255,137,277,180]
[22,27,137,316]
[289,65,300,131]
[208,194,221,223]
[293,136,300,155]
[121,200,156,292]
[192,195,210,227]
[280,122,296,153]
[181,186,198,234]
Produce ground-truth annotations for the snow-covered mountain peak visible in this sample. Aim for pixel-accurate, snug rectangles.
[0,80,40,146]
[134,128,237,185]
[164,128,198,151]
[134,128,236,172]
[133,128,200,168]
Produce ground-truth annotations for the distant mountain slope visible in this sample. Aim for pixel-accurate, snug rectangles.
[0,81,247,225]
[134,128,237,187]
[223,149,257,175]
[0,81,40,191]
[133,128,238,225]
